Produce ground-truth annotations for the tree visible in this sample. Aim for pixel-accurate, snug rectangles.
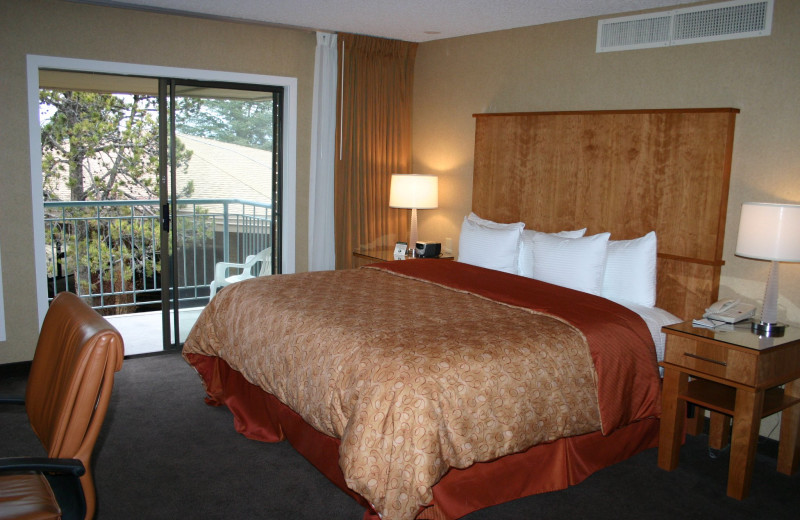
[40,90,194,310]
[41,90,193,201]
[176,97,275,151]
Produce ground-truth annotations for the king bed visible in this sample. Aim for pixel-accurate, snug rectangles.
[183,108,738,520]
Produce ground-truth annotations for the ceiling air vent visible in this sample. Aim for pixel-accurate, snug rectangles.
[597,0,773,53]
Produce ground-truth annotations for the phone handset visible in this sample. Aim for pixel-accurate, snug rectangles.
[703,299,756,323]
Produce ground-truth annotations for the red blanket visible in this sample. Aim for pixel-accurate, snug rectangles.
[369,259,661,433]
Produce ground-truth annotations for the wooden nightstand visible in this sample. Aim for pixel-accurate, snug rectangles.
[352,247,454,267]
[658,321,800,499]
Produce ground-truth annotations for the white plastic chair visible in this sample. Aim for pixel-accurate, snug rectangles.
[209,247,271,298]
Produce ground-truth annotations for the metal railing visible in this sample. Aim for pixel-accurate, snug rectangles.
[44,198,271,313]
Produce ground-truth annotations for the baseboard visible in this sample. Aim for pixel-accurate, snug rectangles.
[0,360,32,377]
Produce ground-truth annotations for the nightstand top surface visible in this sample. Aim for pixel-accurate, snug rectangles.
[353,247,453,262]
[663,320,800,351]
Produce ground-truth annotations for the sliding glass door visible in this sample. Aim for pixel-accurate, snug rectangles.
[159,79,282,349]
[39,69,282,354]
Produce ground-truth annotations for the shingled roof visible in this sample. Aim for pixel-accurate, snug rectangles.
[47,134,273,206]
[176,133,272,204]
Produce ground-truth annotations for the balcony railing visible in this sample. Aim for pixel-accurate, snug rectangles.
[44,198,271,314]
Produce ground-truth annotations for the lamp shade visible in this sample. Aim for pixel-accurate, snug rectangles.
[389,174,438,209]
[735,203,800,262]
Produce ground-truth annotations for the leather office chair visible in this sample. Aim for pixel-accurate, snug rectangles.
[0,292,124,520]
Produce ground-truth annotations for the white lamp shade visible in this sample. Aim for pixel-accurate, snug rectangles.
[389,174,438,209]
[735,203,800,262]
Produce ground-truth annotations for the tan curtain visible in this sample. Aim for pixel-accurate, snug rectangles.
[334,33,418,269]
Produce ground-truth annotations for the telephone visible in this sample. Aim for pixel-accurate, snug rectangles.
[393,242,408,260]
[703,299,756,324]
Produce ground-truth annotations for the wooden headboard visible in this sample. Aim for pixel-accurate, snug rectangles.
[472,108,738,320]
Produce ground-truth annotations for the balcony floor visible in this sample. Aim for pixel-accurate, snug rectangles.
[106,307,204,356]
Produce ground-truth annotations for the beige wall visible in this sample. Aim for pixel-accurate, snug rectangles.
[413,0,800,327]
[0,0,315,363]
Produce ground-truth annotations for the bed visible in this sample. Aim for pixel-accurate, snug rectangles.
[183,108,738,520]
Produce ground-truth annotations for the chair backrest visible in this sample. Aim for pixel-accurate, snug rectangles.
[24,292,124,518]
[254,247,271,277]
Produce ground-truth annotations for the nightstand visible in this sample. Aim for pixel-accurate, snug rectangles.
[352,247,454,267]
[658,321,800,499]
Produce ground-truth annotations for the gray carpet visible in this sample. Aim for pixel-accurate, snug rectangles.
[1,351,798,519]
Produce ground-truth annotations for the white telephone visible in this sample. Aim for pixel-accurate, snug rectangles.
[703,299,756,324]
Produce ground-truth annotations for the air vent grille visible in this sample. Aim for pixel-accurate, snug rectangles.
[599,15,672,50]
[673,1,770,43]
[597,0,772,53]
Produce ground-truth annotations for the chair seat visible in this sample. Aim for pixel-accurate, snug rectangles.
[0,473,61,520]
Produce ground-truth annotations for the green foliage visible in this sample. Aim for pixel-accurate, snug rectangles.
[176,96,274,151]
[40,90,195,201]
[40,90,194,300]
[46,205,161,297]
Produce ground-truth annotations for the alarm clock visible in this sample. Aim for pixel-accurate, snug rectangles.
[415,242,441,258]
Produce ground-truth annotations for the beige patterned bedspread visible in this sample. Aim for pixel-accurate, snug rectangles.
[183,265,638,520]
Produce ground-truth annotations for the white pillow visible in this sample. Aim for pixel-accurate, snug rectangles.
[601,231,657,307]
[518,228,586,278]
[458,216,523,274]
[467,212,524,230]
[530,232,611,295]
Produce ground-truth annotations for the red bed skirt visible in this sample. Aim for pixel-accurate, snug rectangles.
[185,353,660,520]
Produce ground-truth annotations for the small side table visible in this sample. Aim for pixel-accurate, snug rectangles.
[352,247,453,267]
[658,321,800,499]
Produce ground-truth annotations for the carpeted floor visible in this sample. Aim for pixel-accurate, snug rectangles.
[1,351,798,519]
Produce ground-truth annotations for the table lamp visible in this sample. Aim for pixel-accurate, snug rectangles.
[389,174,438,254]
[735,202,800,335]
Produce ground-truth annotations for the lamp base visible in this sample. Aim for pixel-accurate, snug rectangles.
[751,321,786,337]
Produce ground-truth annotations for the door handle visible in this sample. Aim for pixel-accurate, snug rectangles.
[161,204,170,231]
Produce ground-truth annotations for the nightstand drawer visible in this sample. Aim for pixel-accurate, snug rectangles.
[663,334,756,385]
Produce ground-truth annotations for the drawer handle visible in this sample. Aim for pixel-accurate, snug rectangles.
[684,352,727,366]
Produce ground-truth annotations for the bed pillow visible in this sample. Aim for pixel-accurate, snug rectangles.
[458,216,523,274]
[530,232,611,295]
[467,212,524,230]
[518,228,586,278]
[601,231,657,307]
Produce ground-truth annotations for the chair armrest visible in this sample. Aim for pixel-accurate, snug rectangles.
[0,458,88,520]
[0,457,85,477]
[0,396,25,405]
[214,261,247,284]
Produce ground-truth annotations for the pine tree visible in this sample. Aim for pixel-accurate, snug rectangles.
[40,90,193,310]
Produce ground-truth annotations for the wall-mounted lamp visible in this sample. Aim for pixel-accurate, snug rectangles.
[389,174,438,252]
[735,202,800,335]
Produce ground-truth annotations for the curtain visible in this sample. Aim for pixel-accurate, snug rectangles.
[308,32,338,271]
[335,34,418,269]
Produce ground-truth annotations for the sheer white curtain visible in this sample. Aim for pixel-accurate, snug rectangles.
[308,32,338,271]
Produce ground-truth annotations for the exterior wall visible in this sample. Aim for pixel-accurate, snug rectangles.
[413,0,800,327]
[0,0,315,362]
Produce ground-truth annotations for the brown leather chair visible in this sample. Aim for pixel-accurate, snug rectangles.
[0,292,124,520]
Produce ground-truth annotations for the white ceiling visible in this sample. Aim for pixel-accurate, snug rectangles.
[76,0,702,42]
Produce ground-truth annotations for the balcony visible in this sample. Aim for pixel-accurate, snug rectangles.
[44,198,271,355]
